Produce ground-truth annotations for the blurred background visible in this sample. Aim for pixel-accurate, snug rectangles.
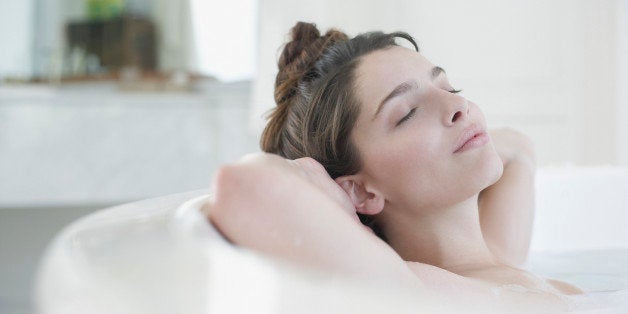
[0,0,626,313]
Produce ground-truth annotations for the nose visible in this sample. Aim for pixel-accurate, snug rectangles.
[442,94,469,126]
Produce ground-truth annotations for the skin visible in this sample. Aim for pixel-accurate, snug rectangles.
[206,154,421,287]
[206,153,568,311]
[337,46,504,272]
[205,45,582,309]
[335,46,580,294]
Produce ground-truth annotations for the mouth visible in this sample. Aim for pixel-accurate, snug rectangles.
[453,124,489,154]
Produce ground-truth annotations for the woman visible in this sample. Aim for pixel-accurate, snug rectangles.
[206,21,582,309]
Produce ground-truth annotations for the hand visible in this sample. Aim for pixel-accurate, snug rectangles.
[215,153,359,222]
[288,157,359,220]
[208,153,398,278]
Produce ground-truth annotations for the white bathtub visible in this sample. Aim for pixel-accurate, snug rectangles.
[532,166,628,252]
[527,166,628,294]
[35,167,628,313]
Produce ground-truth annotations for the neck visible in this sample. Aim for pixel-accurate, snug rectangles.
[379,194,498,273]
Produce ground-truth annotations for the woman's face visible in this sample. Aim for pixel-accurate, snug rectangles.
[350,46,503,214]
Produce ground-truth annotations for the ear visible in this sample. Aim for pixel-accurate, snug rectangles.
[334,175,385,215]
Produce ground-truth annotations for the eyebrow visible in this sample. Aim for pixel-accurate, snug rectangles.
[373,66,447,120]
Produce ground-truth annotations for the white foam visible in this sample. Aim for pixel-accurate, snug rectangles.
[565,289,628,313]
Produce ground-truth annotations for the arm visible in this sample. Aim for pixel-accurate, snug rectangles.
[207,153,568,310]
[205,153,421,288]
[479,128,536,267]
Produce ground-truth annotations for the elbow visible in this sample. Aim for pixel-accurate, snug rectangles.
[512,129,537,169]
[206,158,281,242]
[206,164,251,234]
[489,240,531,268]
[505,248,530,268]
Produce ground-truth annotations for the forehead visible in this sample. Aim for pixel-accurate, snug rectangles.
[354,46,434,109]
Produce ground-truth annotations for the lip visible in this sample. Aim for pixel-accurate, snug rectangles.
[453,124,489,154]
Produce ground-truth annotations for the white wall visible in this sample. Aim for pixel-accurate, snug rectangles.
[252,0,623,166]
[0,1,35,79]
[190,0,258,81]
[618,0,628,166]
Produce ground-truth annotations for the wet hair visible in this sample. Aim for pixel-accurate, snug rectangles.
[260,21,419,237]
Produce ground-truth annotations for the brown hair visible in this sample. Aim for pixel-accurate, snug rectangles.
[260,21,418,236]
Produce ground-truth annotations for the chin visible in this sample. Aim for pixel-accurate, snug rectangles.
[464,146,504,194]
[440,151,503,207]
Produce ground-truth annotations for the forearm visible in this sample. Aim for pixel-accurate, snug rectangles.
[479,160,536,264]
[479,129,537,266]
[206,154,421,287]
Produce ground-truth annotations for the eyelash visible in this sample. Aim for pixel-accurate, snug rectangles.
[395,88,462,126]
[396,108,416,126]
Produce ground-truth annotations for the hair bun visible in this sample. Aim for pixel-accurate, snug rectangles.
[262,22,348,154]
[275,22,348,104]
[279,22,322,69]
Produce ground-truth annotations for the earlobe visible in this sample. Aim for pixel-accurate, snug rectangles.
[362,192,385,215]
[334,176,385,215]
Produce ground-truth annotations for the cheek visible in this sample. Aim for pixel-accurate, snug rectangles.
[395,126,443,168]
[362,127,443,194]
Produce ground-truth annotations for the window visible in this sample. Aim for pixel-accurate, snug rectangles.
[190,0,258,82]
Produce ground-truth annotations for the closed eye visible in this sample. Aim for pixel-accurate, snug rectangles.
[449,89,462,94]
[396,108,417,126]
